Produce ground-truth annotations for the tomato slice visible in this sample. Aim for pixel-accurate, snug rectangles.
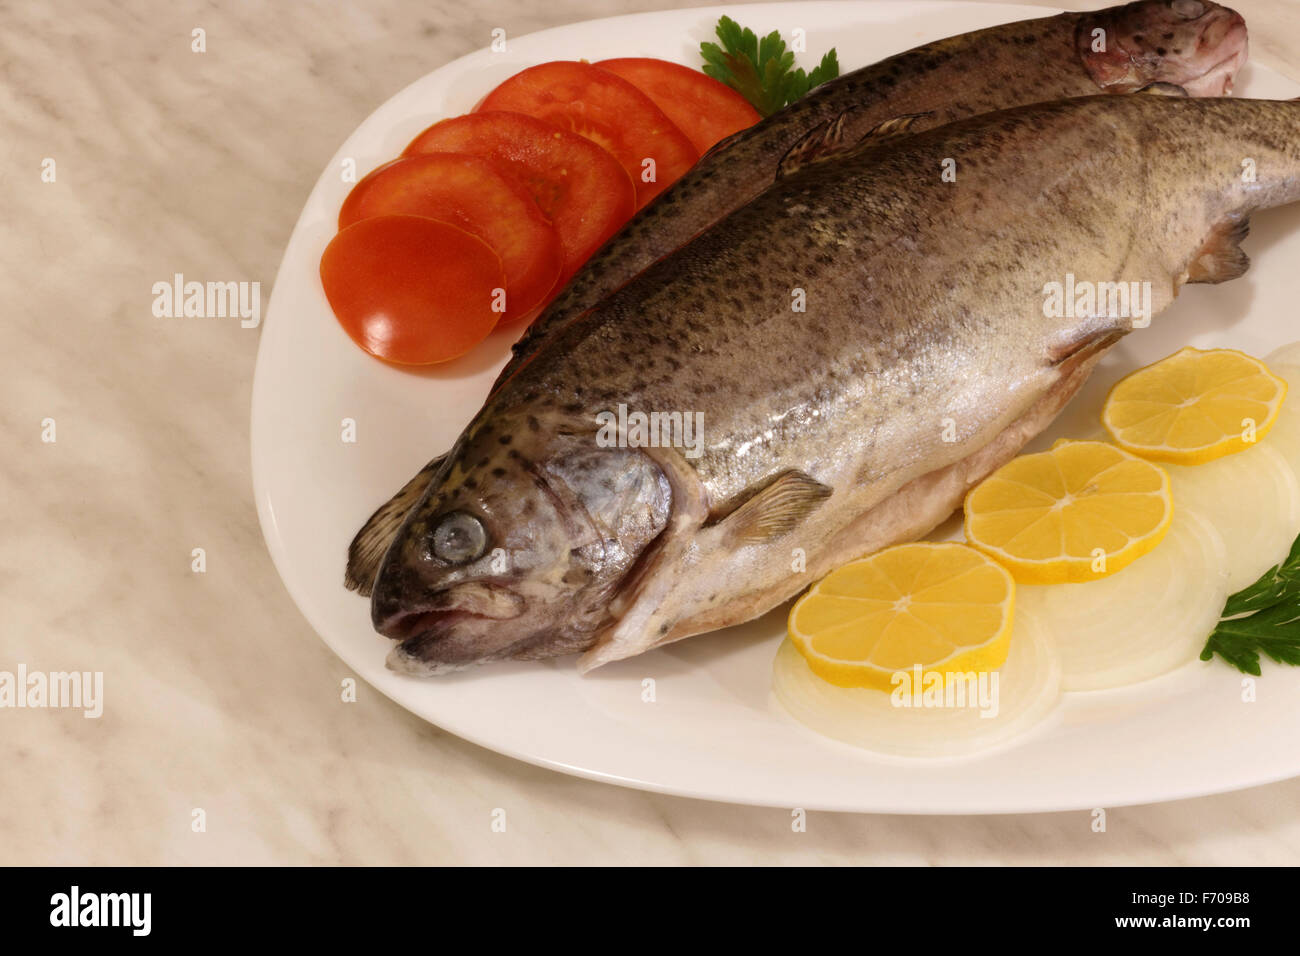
[321,215,504,366]
[476,61,699,208]
[340,153,561,323]
[404,110,636,281]
[595,58,761,154]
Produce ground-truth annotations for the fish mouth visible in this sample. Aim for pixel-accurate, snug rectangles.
[376,607,482,643]
[371,577,532,674]
[380,602,572,676]
[1178,46,1247,96]
[1164,7,1248,96]
[372,581,525,643]
[374,574,520,629]
[378,606,506,673]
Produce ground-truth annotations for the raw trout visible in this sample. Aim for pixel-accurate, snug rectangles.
[360,93,1300,674]
[344,0,1249,589]
[497,0,1247,384]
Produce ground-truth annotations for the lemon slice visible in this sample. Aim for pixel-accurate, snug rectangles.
[1101,347,1287,464]
[963,440,1172,584]
[787,541,1014,690]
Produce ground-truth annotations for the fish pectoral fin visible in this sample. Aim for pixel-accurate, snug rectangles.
[1184,214,1252,285]
[344,453,444,596]
[1046,326,1127,369]
[713,470,833,545]
[1135,82,1190,97]
[776,110,930,180]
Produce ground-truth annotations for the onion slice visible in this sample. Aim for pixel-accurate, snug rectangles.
[1260,361,1300,480]
[771,610,1061,758]
[1265,342,1300,368]
[1017,509,1227,691]
[1163,442,1300,592]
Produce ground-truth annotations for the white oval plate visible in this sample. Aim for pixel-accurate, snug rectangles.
[252,1,1300,813]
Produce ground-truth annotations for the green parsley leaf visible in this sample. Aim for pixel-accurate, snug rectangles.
[1222,532,1300,616]
[1201,532,1300,674]
[700,16,840,117]
[787,49,840,104]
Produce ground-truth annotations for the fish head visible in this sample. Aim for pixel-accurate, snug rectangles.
[369,419,672,673]
[1078,0,1248,96]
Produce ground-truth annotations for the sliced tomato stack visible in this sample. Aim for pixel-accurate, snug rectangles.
[594,57,760,155]
[320,57,759,366]
[340,153,563,325]
[476,61,699,208]
[404,112,635,282]
[322,217,504,366]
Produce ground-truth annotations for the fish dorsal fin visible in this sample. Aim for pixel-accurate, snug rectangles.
[1135,82,1189,97]
[776,111,929,180]
[1185,214,1252,284]
[716,470,833,544]
[857,112,931,143]
[777,113,857,179]
[344,454,444,595]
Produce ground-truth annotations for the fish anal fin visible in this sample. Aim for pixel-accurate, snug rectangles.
[1185,215,1252,285]
[344,454,444,596]
[714,470,833,545]
[777,110,930,180]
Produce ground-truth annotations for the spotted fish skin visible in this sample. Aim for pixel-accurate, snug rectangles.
[493,0,1248,388]
[346,1,1248,600]
[365,95,1300,675]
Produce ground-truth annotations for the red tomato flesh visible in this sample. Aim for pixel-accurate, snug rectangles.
[595,57,761,154]
[476,61,698,208]
[321,215,504,366]
[404,110,636,281]
[339,153,561,323]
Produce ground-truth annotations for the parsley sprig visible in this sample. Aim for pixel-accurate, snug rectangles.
[700,16,840,117]
[1201,533,1300,674]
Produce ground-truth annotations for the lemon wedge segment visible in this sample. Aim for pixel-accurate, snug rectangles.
[787,542,1014,690]
[963,439,1172,584]
[1102,347,1286,465]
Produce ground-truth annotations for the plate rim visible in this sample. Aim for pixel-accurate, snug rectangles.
[251,0,1300,814]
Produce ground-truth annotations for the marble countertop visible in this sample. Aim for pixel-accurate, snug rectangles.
[6,0,1300,865]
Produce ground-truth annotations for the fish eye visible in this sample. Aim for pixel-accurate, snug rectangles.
[1171,0,1204,19]
[430,512,488,565]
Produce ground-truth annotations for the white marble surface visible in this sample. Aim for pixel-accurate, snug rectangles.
[5,0,1300,865]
